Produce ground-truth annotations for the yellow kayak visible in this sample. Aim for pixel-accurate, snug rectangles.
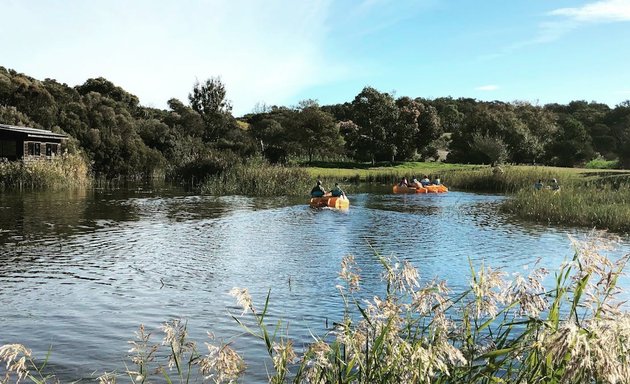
[309,195,350,209]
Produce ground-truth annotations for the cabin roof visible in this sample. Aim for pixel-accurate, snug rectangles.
[0,124,67,140]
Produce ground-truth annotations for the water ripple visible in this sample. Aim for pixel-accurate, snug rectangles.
[0,189,628,382]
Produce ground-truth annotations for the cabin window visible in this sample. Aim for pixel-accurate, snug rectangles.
[27,142,41,156]
[0,140,17,157]
[46,143,57,156]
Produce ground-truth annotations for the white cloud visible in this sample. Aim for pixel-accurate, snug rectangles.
[476,85,499,91]
[548,0,630,23]
[477,0,630,62]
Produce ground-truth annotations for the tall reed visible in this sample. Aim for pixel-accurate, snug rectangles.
[200,162,312,197]
[502,183,630,233]
[0,154,91,191]
[3,237,628,383]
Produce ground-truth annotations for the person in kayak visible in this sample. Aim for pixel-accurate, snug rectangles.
[420,175,431,186]
[310,180,326,197]
[331,183,346,198]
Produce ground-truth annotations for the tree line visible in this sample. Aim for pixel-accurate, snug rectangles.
[1,66,629,179]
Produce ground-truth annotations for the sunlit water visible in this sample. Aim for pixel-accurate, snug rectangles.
[1,184,629,382]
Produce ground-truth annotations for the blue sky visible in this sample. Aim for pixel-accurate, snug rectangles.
[2,0,630,116]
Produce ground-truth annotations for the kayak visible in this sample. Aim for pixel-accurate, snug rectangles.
[393,184,448,194]
[309,195,350,209]
[425,184,448,193]
[393,185,428,194]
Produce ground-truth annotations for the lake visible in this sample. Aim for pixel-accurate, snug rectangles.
[1,184,628,382]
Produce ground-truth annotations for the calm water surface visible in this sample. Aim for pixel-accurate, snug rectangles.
[1,184,629,382]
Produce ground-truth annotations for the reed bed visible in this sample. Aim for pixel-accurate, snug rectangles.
[306,164,584,193]
[0,154,91,191]
[307,163,479,185]
[502,183,630,233]
[200,162,312,197]
[3,238,629,383]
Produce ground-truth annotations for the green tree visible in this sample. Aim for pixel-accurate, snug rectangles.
[605,101,630,168]
[546,115,594,167]
[416,104,443,159]
[392,97,421,161]
[188,77,233,142]
[350,87,398,164]
[295,100,345,163]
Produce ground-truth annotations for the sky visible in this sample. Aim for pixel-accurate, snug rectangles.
[2,0,630,116]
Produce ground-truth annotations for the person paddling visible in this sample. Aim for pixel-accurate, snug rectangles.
[310,180,326,197]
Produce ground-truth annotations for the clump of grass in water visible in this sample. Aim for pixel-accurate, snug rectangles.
[502,182,630,233]
[3,237,630,383]
[200,161,312,197]
[0,153,91,191]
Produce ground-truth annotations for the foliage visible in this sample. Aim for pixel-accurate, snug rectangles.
[3,65,630,181]
[350,87,399,164]
[585,157,620,169]
[294,100,345,163]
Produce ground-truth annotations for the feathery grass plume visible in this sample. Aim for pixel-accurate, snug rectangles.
[504,263,549,317]
[97,372,117,384]
[126,324,159,382]
[411,279,450,316]
[199,334,245,384]
[339,255,361,292]
[271,340,297,379]
[468,262,510,318]
[0,344,30,383]
[229,287,253,315]
[161,319,197,381]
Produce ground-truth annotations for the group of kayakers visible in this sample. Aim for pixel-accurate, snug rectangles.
[310,180,346,198]
[398,175,441,188]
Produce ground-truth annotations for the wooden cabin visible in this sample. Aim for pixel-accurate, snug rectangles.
[0,124,67,161]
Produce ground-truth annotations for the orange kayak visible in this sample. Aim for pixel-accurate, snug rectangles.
[309,196,350,209]
[393,184,448,194]
[393,185,428,193]
[425,184,448,193]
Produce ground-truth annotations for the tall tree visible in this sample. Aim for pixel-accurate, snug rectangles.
[295,100,344,163]
[545,115,594,167]
[188,77,233,142]
[350,87,398,164]
[393,97,421,161]
[416,104,443,159]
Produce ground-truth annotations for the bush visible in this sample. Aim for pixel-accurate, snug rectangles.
[585,158,619,169]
